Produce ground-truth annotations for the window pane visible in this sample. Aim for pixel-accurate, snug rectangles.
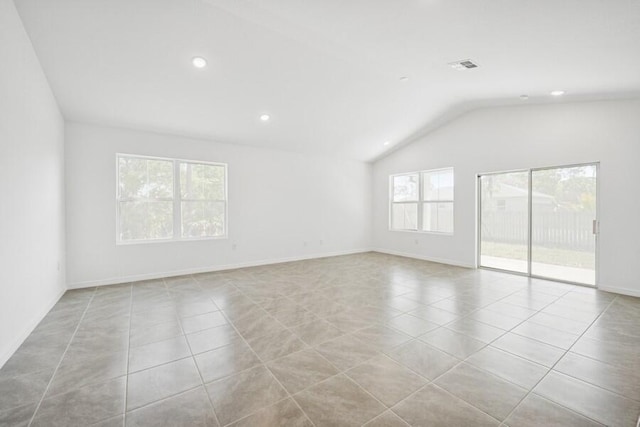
[438,169,454,200]
[391,203,418,230]
[118,157,173,199]
[422,202,454,233]
[423,169,453,201]
[180,163,225,200]
[181,201,225,238]
[393,174,418,202]
[479,172,529,273]
[422,202,438,231]
[531,165,596,285]
[119,201,173,241]
[423,172,437,201]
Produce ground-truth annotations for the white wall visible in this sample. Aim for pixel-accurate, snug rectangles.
[0,0,66,367]
[65,122,372,288]
[373,98,640,296]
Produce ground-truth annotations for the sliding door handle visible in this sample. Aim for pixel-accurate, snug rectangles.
[592,220,599,235]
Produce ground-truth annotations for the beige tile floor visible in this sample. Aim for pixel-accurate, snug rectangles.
[1,252,639,426]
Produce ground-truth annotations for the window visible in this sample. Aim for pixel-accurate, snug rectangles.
[117,154,227,243]
[390,168,454,234]
[391,174,419,230]
[179,162,226,238]
[117,156,174,241]
[422,168,454,233]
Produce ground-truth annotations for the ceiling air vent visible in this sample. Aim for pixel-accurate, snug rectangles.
[449,59,479,71]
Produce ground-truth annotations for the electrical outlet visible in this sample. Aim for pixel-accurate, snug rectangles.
[319,240,323,245]
[232,243,237,250]
[303,241,307,247]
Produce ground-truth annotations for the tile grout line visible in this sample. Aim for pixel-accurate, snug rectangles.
[210,282,318,427]
[257,279,412,381]
[121,282,134,426]
[27,287,99,427]
[219,396,299,427]
[253,273,547,425]
[497,294,620,426]
[275,326,405,423]
[362,410,411,427]
[380,283,572,425]
[237,274,516,425]
[148,275,609,426]
[177,275,225,427]
[237,276,323,426]
[382,370,502,426]
[549,351,640,404]
[408,279,566,362]
[183,266,578,426]
[429,286,572,378]
[7,256,627,427]
[214,266,624,426]
[238,280,412,425]
[122,281,200,415]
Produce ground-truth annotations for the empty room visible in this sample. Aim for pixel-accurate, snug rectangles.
[2,0,640,426]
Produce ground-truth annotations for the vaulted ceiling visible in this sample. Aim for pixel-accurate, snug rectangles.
[15,0,640,161]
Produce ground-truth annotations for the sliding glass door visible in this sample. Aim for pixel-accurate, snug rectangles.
[479,163,598,286]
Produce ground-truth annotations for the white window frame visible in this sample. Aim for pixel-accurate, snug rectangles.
[389,167,454,235]
[116,153,228,244]
[178,160,228,241]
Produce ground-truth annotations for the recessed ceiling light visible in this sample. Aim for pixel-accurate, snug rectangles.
[550,90,565,96]
[192,57,207,68]
[383,141,391,146]
[520,95,529,100]
[260,114,270,122]
[399,76,409,82]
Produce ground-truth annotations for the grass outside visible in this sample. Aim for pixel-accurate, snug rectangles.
[481,241,595,269]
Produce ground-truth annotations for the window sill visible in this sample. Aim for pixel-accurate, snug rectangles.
[388,229,454,236]
[116,235,228,245]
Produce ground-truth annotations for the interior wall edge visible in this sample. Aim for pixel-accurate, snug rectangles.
[597,285,640,299]
[0,288,66,369]
[0,0,67,371]
[66,248,374,290]
[372,248,476,269]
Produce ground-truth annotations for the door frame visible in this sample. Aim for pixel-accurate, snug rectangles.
[477,162,599,287]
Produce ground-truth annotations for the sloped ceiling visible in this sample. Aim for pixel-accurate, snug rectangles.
[15,0,640,161]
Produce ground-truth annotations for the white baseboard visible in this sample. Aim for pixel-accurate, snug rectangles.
[598,284,640,298]
[0,287,66,369]
[372,248,476,269]
[67,248,374,289]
